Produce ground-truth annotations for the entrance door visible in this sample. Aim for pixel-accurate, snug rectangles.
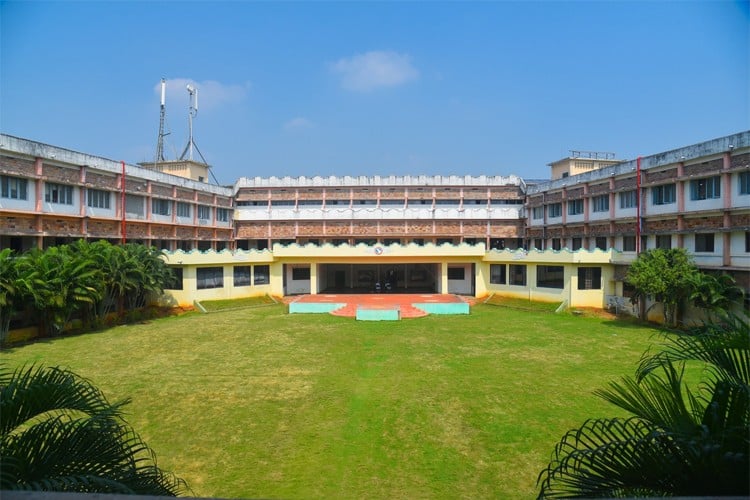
[334,270,346,289]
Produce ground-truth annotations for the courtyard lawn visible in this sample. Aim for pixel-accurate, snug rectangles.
[199,295,277,312]
[1,303,661,499]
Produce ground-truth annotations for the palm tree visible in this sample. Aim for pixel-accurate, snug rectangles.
[687,272,745,319]
[0,249,22,344]
[0,364,187,495]
[18,246,102,336]
[121,244,175,312]
[537,313,749,498]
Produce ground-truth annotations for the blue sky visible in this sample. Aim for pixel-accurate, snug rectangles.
[1,1,748,185]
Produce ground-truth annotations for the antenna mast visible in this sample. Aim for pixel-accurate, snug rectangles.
[154,78,167,162]
[179,84,207,164]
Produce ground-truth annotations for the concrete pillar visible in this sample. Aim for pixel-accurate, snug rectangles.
[79,187,87,217]
[583,183,590,222]
[723,153,732,210]
[270,262,284,296]
[474,261,487,297]
[309,263,318,295]
[440,261,449,294]
[723,232,731,267]
[35,158,43,213]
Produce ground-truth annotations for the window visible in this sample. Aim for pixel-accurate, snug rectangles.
[197,205,211,220]
[537,265,564,289]
[595,237,607,250]
[652,184,676,205]
[656,235,672,249]
[167,267,183,290]
[740,172,750,195]
[619,190,637,209]
[695,233,715,253]
[490,264,506,285]
[253,265,270,285]
[547,203,562,218]
[234,266,251,287]
[623,236,636,252]
[447,267,465,280]
[125,194,144,215]
[572,237,582,251]
[87,189,110,209]
[509,264,526,286]
[217,208,230,222]
[44,182,73,205]
[690,176,721,200]
[567,199,583,215]
[533,238,543,250]
[154,239,171,251]
[551,238,561,250]
[176,202,191,217]
[152,198,171,216]
[592,194,609,212]
[746,232,750,252]
[196,267,224,289]
[577,267,602,290]
[1,175,28,200]
[532,206,544,219]
[292,267,311,280]
[641,235,648,250]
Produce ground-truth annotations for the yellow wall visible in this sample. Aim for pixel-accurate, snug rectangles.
[164,264,273,307]
[6,326,38,344]
[161,250,276,306]
[162,246,619,309]
[481,254,615,308]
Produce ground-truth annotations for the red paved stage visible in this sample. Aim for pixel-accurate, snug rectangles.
[288,293,469,318]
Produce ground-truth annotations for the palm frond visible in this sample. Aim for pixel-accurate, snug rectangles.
[596,362,702,436]
[1,410,186,495]
[537,417,681,498]
[637,314,750,386]
[0,365,127,439]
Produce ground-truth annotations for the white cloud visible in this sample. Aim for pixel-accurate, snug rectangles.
[153,78,250,112]
[330,51,419,92]
[284,117,314,130]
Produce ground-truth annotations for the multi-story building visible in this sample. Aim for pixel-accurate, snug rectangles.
[0,135,233,252]
[525,132,750,294]
[1,130,748,311]
[548,151,622,180]
[234,175,525,250]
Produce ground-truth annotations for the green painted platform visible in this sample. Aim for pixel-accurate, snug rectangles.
[356,307,401,321]
[289,302,346,314]
[413,302,470,315]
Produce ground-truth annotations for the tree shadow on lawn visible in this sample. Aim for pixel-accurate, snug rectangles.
[600,316,663,331]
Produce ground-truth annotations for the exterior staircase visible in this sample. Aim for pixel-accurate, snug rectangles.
[329,303,429,319]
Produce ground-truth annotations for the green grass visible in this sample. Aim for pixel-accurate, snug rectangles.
[482,295,561,313]
[1,303,663,499]
[199,295,277,312]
